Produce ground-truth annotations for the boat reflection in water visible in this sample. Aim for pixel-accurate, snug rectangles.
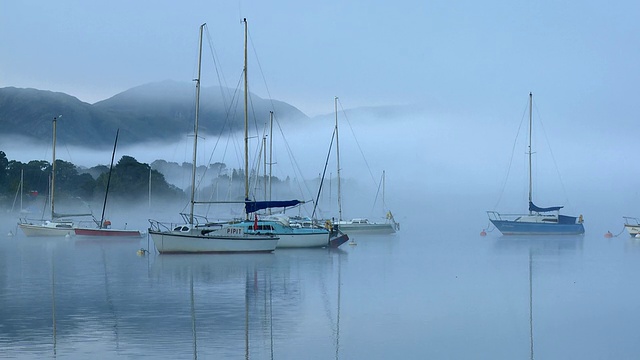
[0,235,346,359]
[491,234,584,360]
[148,248,347,359]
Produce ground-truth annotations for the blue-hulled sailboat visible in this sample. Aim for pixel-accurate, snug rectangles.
[487,93,584,236]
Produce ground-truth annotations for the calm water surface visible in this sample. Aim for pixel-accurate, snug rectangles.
[1,213,640,359]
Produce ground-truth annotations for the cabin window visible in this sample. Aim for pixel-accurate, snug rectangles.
[247,225,274,231]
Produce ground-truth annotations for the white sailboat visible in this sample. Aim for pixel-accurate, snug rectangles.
[220,22,348,248]
[329,97,398,235]
[623,217,640,237]
[148,22,279,253]
[18,115,93,237]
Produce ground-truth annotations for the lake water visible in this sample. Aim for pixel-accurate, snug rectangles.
[2,212,640,359]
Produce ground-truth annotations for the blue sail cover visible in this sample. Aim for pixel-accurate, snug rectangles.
[245,199,302,214]
[529,201,563,213]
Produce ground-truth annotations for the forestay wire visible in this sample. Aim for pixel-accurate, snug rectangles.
[532,99,573,210]
[246,29,318,212]
[313,127,337,219]
[336,98,378,189]
[492,100,528,210]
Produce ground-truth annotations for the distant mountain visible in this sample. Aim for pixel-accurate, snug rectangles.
[0,81,309,148]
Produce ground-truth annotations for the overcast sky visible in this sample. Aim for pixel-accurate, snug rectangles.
[2,0,638,119]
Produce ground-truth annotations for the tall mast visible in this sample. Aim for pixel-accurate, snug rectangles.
[382,170,386,211]
[20,168,24,212]
[528,92,533,214]
[335,96,342,221]
[243,18,249,216]
[269,111,273,214]
[51,115,60,219]
[263,135,267,202]
[190,23,205,224]
[100,129,119,228]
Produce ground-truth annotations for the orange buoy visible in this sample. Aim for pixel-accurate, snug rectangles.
[604,231,613,238]
[480,229,487,237]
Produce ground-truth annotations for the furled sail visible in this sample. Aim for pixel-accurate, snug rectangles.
[529,201,563,213]
[245,199,303,214]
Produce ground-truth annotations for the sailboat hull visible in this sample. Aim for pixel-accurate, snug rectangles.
[274,232,329,248]
[149,229,279,254]
[489,219,585,236]
[238,219,331,248]
[18,222,75,237]
[624,225,640,237]
[75,228,142,237]
[335,222,396,234]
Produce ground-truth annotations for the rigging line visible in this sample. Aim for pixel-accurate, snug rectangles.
[369,172,384,216]
[203,25,232,111]
[273,112,319,211]
[313,127,336,219]
[196,71,243,184]
[202,76,242,194]
[336,98,377,187]
[492,100,529,210]
[186,77,240,216]
[249,134,265,199]
[532,99,572,209]
[248,27,315,200]
[247,30,317,206]
[248,30,276,114]
[199,73,246,215]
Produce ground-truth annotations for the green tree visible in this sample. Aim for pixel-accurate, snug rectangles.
[97,155,184,202]
[0,151,8,190]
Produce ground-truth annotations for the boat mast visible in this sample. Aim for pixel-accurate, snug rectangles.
[335,96,342,221]
[382,170,386,211]
[100,129,119,228]
[269,111,273,215]
[263,135,267,202]
[528,92,533,215]
[190,23,205,225]
[20,168,23,212]
[51,115,60,219]
[243,18,249,220]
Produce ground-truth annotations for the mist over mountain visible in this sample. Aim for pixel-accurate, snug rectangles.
[0,81,309,148]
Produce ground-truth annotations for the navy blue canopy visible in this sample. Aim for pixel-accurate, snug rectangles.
[529,201,563,213]
[245,199,303,214]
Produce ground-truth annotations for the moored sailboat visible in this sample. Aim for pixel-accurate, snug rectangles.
[147,22,278,253]
[197,23,347,249]
[18,115,94,237]
[328,97,398,235]
[487,93,584,236]
[74,129,143,238]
